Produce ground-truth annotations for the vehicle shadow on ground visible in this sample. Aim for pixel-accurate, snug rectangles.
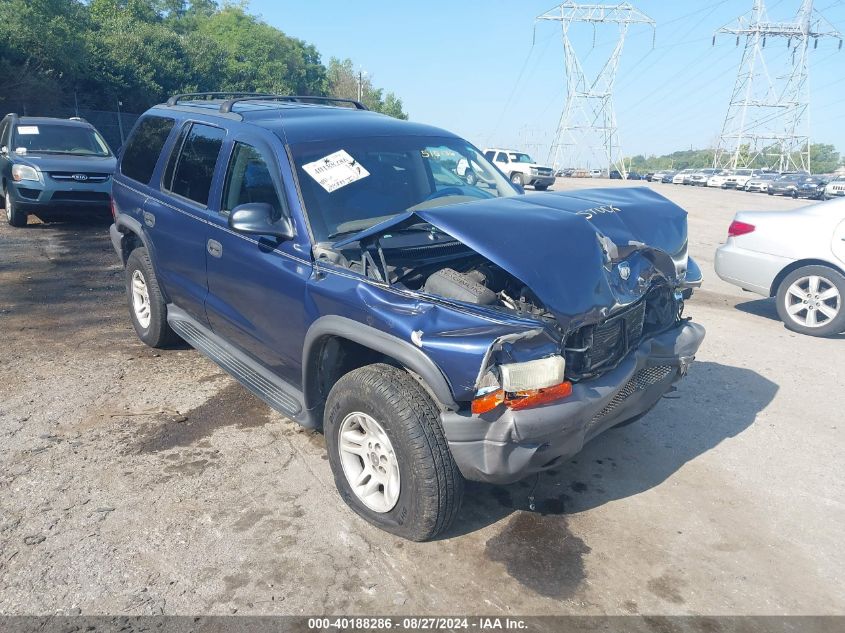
[735,297,845,340]
[446,360,778,538]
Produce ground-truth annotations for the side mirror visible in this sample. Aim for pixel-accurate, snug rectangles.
[228,203,294,240]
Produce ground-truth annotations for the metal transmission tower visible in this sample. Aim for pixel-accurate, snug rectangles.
[713,0,841,173]
[537,2,655,177]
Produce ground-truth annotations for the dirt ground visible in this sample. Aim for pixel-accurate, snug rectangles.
[1,182,843,616]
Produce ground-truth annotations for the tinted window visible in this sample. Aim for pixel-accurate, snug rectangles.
[0,120,8,147]
[163,123,225,206]
[221,142,284,218]
[120,116,175,184]
[496,152,509,163]
[484,151,495,161]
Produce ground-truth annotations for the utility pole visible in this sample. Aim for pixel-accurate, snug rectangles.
[116,99,125,147]
[357,70,364,103]
[537,2,655,178]
[713,0,841,173]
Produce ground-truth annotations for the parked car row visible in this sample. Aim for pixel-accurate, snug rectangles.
[644,167,841,200]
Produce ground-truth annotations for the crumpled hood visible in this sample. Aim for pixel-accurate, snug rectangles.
[336,187,690,329]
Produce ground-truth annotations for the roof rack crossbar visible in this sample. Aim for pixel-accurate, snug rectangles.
[219,95,368,113]
[166,92,275,106]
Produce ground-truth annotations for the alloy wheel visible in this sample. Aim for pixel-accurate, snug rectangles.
[131,269,152,329]
[338,411,401,513]
[784,275,841,328]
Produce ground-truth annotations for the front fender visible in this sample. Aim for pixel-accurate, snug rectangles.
[302,315,460,415]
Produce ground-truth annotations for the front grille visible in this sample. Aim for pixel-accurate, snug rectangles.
[535,168,553,176]
[564,285,677,381]
[587,365,674,430]
[51,191,110,202]
[49,172,110,183]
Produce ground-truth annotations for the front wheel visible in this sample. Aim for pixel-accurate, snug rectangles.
[5,189,27,227]
[775,265,845,336]
[464,171,478,186]
[510,172,525,187]
[324,363,464,541]
[125,247,180,348]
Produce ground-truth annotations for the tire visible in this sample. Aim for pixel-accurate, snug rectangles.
[510,172,524,187]
[534,184,549,191]
[5,189,27,227]
[775,265,845,337]
[125,247,180,348]
[464,171,477,186]
[324,363,464,541]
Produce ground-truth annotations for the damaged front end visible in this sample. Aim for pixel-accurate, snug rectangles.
[320,187,705,483]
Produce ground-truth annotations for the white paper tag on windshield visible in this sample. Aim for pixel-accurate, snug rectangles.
[17,126,39,135]
[302,150,369,193]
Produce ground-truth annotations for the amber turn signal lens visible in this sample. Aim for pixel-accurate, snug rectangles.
[471,389,504,414]
[506,381,573,410]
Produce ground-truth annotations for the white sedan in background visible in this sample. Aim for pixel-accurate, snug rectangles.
[707,170,733,188]
[715,198,845,336]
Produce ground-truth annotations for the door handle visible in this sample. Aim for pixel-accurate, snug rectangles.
[207,239,223,258]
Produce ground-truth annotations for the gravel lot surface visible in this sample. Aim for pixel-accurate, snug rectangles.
[1,181,843,616]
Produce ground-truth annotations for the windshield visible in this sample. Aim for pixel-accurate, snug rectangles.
[13,124,111,156]
[508,153,534,164]
[289,135,518,242]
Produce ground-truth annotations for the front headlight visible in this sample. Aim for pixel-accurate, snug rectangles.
[472,355,572,415]
[530,167,539,175]
[12,164,41,183]
[500,356,566,391]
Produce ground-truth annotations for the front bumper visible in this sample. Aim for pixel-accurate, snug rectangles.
[8,180,111,210]
[440,321,705,484]
[529,175,556,187]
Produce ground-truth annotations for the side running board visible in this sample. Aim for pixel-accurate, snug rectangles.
[167,306,313,427]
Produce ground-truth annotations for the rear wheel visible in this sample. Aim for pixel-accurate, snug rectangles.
[324,363,464,541]
[775,265,845,337]
[125,247,180,348]
[5,189,27,227]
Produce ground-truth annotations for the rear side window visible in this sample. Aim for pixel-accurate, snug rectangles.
[221,142,284,218]
[120,116,175,184]
[162,123,225,207]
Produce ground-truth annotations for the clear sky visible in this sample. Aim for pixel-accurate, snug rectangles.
[249,0,844,165]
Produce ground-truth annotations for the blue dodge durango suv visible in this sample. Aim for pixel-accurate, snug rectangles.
[110,92,705,540]
[1,114,116,226]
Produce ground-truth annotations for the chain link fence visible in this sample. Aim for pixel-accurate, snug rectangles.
[1,106,140,151]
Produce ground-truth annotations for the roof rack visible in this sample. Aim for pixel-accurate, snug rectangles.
[166,92,275,107]
[218,95,368,113]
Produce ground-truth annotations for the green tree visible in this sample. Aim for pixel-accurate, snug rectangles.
[326,57,408,119]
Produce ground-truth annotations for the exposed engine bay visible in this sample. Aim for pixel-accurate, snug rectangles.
[317,232,554,320]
